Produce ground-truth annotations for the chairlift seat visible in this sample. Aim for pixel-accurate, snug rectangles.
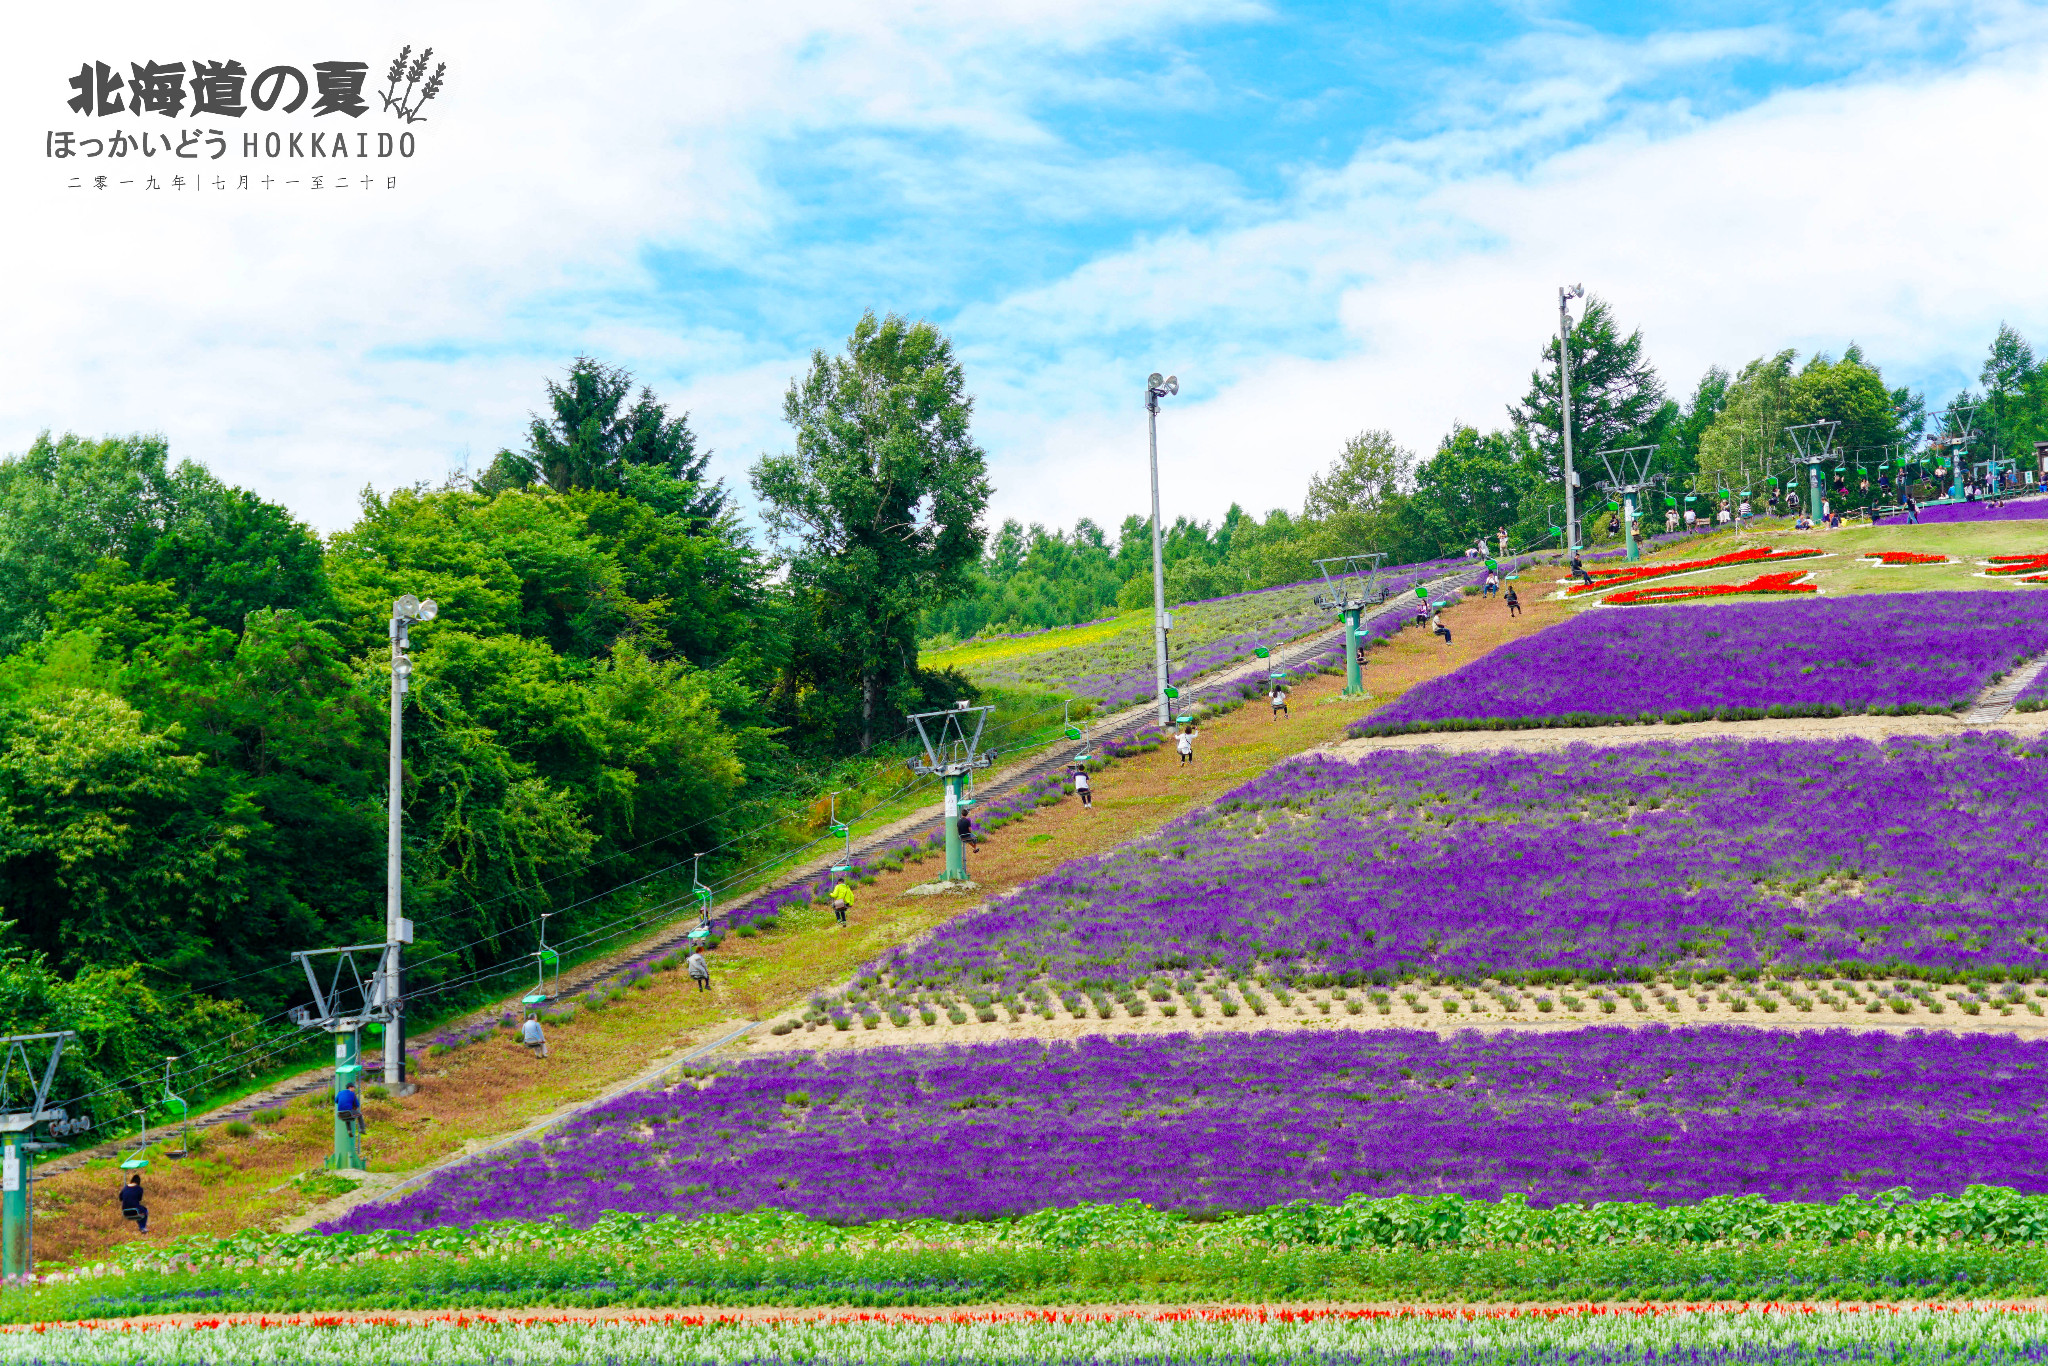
[1176,713,1193,724]
[686,926,712,942]
[1253,647,1269,658]
[119,1156,149,1170]
[521,992,550,1005]
[1162,686,1179,699]
[1064,726,1081,739]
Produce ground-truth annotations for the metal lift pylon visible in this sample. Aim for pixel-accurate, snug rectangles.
[0,1032,77,1288]
[1313,554,1388,696]
[909,703,996,883]
[1595,445,1661,561]
[1784,420,1844,520]
[287,944,401,1172]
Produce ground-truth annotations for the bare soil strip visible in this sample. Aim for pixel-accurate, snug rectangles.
[1320,711,2048,758]
[749,979,2048,1058]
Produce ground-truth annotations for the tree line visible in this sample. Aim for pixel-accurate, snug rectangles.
[0,312,990,1114]
[931,309,2047,641]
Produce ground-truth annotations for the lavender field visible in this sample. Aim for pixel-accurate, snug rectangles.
[327,1025,2048,1231]
[1354,592,2048,735]
[1879,495,2048,525]
[884,735,2048,988]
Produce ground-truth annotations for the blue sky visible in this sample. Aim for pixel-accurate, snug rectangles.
[6,0,2046,539]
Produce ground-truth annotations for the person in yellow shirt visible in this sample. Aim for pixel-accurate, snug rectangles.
[829,879,855,926]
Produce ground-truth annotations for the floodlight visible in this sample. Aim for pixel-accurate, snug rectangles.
[1148,372,1164,388]
[394,594,419,618]
[1164,375,1178,395]
[417,599,438,621]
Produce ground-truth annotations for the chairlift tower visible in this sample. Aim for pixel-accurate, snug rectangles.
[1313,555,1387,696]
[0,1032,77,1287]
[1595,445,1660,562]
[287,945,400,1172]
[1783,421,1842,520]
[909,704,996,882]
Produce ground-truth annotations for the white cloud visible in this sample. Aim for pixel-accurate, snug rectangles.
[0,0,1248,530]
[976,8,2048,533]
[3,0,2046,551]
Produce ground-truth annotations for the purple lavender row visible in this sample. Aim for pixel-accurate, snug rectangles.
[322,1023,2048,1233]
[881,734,2048,992]
[1877,495,2048,526]
[1353,592,2048,736]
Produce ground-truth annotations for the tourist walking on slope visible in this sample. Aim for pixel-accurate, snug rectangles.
[1177,727,1198,764]
[686,950,711,991]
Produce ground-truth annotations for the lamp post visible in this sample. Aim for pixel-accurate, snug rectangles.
[1145,372,1178,727]
[1557,285,1584,553]
[383,593,436,1087]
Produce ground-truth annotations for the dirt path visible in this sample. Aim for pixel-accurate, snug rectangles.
[1317,709,2048,758]
[747,976,2048,1057]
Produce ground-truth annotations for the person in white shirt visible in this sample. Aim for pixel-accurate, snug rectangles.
[1177,728,1198,764]
[521,1015,548,1058]
[1073,769,1093,809]
[1270,686,1289,718]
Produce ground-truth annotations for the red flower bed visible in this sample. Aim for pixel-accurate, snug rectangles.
[1569,546,1821,596]
[1986,554,2048,582]
[1862,551,1948,566]
[1604,570,1817,606]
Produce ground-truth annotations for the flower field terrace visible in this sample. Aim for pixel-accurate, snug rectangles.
[323,1025,2048,1235]
[1353,593,2048,735]
[879,734,2048,994]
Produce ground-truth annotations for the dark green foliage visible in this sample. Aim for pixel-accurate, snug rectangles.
[752,311,990,752]
[477,355,727,526]
[0,433,334,654]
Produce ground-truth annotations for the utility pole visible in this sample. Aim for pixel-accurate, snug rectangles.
[1145,372,1178,726]
[383,594,436,1087]
[1558,285,1585,553]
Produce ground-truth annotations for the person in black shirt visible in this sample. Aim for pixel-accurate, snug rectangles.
[118,1173,148,1234]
